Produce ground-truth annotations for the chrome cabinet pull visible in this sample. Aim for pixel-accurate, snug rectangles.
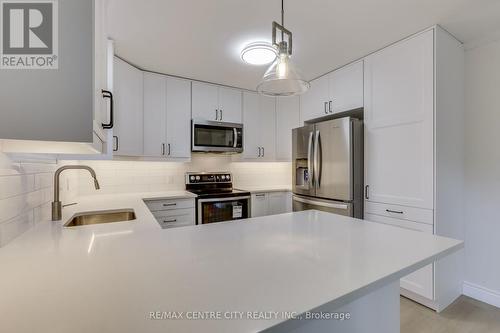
[258,147,261,157]
[163,219,177,223]
[168,143,171,156]
[220,109,223,120]
[324,101,328,114]
[163,203,177,207]
[215,109,218,120]
[365,185,369,199]
[255,193,266,198]
[386,209,404,214]
[161,143,165,155]
[262,147,265,157]
[329,100,333,113]
[113,136,119,152]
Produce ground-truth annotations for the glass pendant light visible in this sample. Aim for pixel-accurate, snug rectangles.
[257,0,310,96]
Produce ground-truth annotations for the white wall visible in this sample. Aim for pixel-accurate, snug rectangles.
[77,155,291,195]
[463,38,500,306]
[0,143,78,247]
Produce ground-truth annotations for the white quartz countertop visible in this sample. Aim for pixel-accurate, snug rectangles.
[0,192,462,333]
[235,185,292,193]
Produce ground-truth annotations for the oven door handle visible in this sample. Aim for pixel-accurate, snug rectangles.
[197,196,251,203]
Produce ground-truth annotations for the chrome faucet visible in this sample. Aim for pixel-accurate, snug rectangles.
[52,165,100,221]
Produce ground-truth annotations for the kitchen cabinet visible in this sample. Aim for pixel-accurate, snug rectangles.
[143,73,191,158]
[241,92,276,161]
[276,96,301,161]
[300,61,363,123]
[364,30,434,209]
[0,0,111,155]
[363,26,465,311]
[365,213,434,300]
[113,57,144,156]
[251,191,292,218]
[145,198,195,229]
[192,82,242,123]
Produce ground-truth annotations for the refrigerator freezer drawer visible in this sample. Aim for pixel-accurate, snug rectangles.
[292,195,353,217]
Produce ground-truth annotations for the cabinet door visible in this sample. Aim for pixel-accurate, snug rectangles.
[259,95,276,161]
[328,61,364,113]
[364,30,434,209]
[276,96,300,161]
[192,82,218,121]
[268,192,289,215]
[242,92,261,159]
[251,193,269,217]
[166,77,191,158]
[113,57,144,156]
[218,87,242,123]
[143,73,167,157]
[300,75,329,122]
[365,213,434,300]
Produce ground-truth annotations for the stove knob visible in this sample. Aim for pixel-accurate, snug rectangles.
[190,176,196,182]
[195,176,201,181]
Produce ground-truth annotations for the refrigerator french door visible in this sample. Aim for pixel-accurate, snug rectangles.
[292,117,363,218]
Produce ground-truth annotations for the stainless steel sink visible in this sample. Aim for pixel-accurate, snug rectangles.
[65,209,137,227]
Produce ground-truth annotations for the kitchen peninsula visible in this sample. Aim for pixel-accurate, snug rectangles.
[0,193,462,333]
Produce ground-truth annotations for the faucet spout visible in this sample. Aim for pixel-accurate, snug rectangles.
[52,165,100,221]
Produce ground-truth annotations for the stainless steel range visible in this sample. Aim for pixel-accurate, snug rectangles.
[186,172,251,225]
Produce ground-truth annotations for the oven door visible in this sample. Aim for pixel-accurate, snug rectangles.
[192,120,243,153]
[197,196,250,225]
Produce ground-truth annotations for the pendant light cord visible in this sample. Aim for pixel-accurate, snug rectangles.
[281,0,285,41]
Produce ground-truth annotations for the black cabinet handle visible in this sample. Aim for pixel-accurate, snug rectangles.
[386,209,404,214]
[163,219,177,223]
[324,102,328,114]
[220,109,223,120]
[329,100,333,113]
[163,203,177,207]
[168,143,171,156]
[113,136,118,152]
[101,90,114,129]
[365,185,369,199]
[215,109,218,120]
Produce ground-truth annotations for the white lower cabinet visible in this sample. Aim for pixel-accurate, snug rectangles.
[144,198,195,229]
[364,213,434,300]
[251,192,292,218]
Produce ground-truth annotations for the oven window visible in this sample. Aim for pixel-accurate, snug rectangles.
[194,125,235,148]
[200,199,249,224]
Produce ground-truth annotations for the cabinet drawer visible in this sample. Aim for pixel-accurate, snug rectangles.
[152,208,194,219]
[145,198,194,212]
[155,209,195,229]
[364,201,433,225]
[365,213,434,300]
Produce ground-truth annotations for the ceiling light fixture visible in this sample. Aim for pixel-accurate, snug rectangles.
[257,0,310,97]
[241,42,277,66]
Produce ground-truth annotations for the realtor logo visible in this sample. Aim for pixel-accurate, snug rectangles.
[1,0,58,69]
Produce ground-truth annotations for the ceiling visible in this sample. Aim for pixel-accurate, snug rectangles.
[107,0,500,90]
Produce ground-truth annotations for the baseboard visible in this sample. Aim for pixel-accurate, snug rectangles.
[463,281,500,309]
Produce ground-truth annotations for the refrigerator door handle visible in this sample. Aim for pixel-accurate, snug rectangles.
[308,132,314,188]
[315,130,322,188]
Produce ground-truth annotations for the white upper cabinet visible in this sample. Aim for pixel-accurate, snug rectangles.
[113,57,144,156]
[0,0,111,155]
[276,96,301,161]
[242,92,261,159]
[143,73,167,157]
[328,61,364,114]
[364,30,434,209]
[192,82,219,121]
[165,77,191,158]
[192,82,242,123]
[300,61,364,123]
[143,73,191,159]
[218,87,243,123]
[241,92,275,161]
[300,75,329,122]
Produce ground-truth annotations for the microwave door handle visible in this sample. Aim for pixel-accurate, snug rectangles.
[233,128,238,148]
[315,130,322,188]
[308,132,314,188]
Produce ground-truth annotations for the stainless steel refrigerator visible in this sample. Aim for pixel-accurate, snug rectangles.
[292,117,364,218]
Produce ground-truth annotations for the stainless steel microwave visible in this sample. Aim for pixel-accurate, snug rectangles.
[192,119,243,153]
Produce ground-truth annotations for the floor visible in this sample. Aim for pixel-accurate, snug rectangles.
[401,296,500,333]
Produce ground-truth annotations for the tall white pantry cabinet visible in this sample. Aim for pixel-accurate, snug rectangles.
[363,26,464,311]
